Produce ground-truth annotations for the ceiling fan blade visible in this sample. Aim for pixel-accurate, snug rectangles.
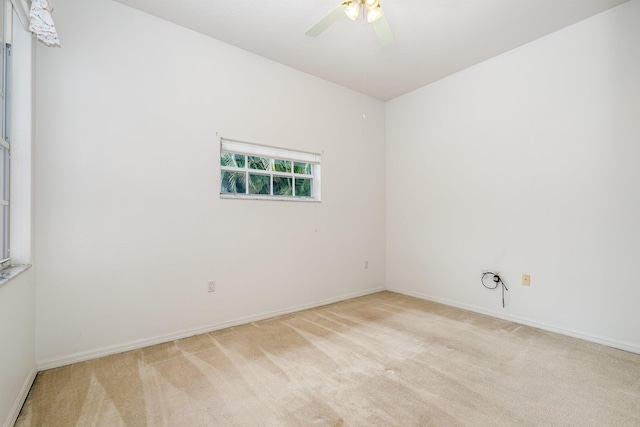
[305,4,346,37]
[372,11,394,46]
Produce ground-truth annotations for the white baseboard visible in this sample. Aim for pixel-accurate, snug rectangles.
[37,287,386,370]
[387,287,640,355]
[3,367,36,427]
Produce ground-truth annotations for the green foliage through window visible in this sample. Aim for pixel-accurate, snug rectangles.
[220,149,317,200]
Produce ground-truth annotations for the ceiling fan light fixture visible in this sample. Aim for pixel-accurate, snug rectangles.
[366,5,382,23]
[307,0,394,46]
[343,1,361,21]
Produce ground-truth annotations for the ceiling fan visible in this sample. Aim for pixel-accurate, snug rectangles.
[305,0,394,46]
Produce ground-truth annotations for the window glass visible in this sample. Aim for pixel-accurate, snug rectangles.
[221,171,246,194]
[0,205,6,258]
[0,146,6,199]
[248,156,269,170]
[273,159,291,173]
[273,176,292,196]
[295,178,312,197]
[294,162,312,175]
[248,174,270,194]
[221,152,245,168]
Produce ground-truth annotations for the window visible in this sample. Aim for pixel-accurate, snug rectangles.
[0,0,10,270]
[220,138,321,201]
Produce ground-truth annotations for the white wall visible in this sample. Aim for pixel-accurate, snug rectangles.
[34,0,386,366]
[386,0,640,352]
[0,270,35,427]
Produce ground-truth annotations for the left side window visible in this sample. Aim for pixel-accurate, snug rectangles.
[0,0,11,270]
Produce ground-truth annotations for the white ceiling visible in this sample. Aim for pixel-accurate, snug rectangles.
[112,0,629,101]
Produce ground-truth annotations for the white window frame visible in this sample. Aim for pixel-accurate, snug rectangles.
[220,138,321,202]
[0,0,10,271]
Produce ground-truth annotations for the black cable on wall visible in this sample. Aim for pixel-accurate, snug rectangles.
[481,272,508,308]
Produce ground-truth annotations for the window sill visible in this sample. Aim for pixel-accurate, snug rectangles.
[220,194,320,202]
[0,264,32,287]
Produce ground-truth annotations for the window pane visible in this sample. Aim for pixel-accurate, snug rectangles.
[248,156,269,170]
[0,146,6,200]
[295,178,312,197]
[221,171,246,194]
[294,162,311,175]
[0,205,7,259]
[221,152,245,168]
[273,159,291,173]
[273,176,292,196]
[0,42,4,142]
[249,173,270,194]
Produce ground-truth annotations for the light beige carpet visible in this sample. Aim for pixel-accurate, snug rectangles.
[15,291,640,426]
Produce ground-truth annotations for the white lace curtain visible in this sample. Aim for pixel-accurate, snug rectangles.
[10,0,60,46]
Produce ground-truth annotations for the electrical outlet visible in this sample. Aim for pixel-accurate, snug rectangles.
[208,280,216,293]
[522,274,531,286]
[365,261,369,269]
